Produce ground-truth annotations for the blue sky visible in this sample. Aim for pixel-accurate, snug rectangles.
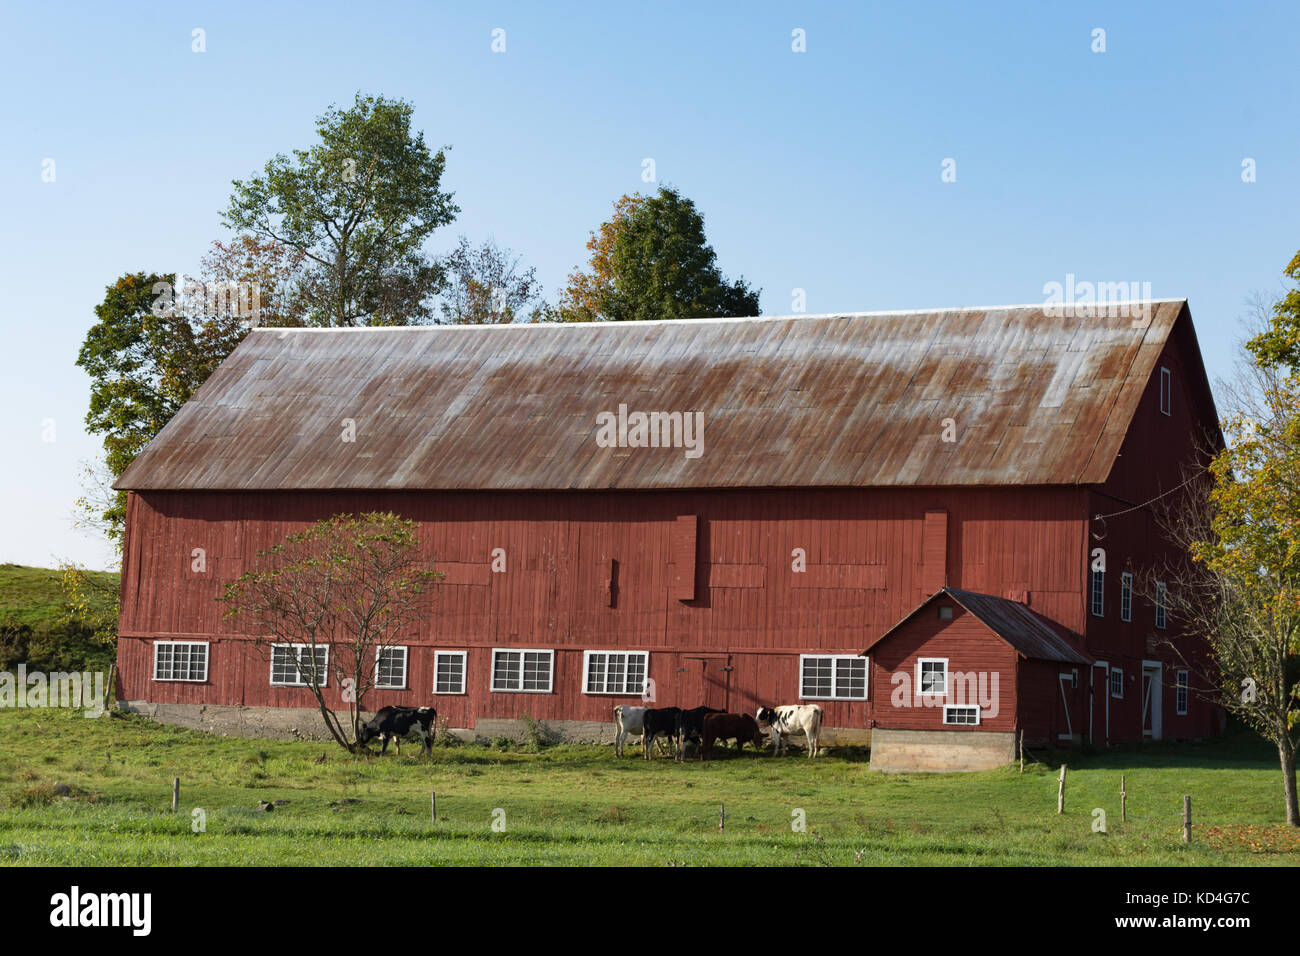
[2,1,1297,569]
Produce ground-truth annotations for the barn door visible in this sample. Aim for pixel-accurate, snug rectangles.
[1141,661,1163,740]
[680,655,730,711]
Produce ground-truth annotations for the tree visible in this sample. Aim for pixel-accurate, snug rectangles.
[438,236,544,324]
[218,513,440,751]
[77,239,307,539]
[1244,251,1300,369]
[1158,286,1300,826]
[554,186,760,322]
[223,93,458,327]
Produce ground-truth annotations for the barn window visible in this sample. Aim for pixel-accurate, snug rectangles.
[583,651,648,696]
[491,649,554,693]
[1176,670,1189,715]
[942,705,979,726]
[917,658,948,697]
[1090,568,1105,617]
[153,641,208,682]
[1110,667,1124,700]
[1160,367,1172,416]
[375,646,408,689]
[434,651,467,695]
[1155,582,1168,629]
[270,644,329,687]
[799,655,868,700]
[1120,572,1133,622]
[938,605,954,621]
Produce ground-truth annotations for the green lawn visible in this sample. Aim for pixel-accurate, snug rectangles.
[0,708,1295,865]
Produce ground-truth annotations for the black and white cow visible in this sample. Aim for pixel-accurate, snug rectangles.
[755,704,823,757]
[640,707,683,760]
[358,705,438,757]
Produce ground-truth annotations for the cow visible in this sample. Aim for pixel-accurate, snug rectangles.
[640,707,683,760]
[614,705,663,758]
[674,705,725,761]
[357,705,438,757]
[700,712,765,760]
[756,704,823,757]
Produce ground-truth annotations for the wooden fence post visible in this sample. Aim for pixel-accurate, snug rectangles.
[172,777,180,812]
[1057,765,1066,813]
[1120,775,1127,823]
[431,792,437,823]
[1018,730,1024,774]
[719,803,725,831]
[1183,795,1192,843]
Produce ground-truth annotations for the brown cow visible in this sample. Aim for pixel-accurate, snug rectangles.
[700,712,766,760]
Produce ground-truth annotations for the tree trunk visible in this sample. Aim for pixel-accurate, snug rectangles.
[1281,740,1299,827]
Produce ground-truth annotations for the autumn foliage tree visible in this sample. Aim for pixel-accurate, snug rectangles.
[218,513,440,751]
[438,236,544,324]
[554,186,760,322]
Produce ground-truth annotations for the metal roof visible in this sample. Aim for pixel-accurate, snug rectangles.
[864,587,1093,665]
[115,300,1190,492]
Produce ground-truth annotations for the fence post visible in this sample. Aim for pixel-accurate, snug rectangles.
[1120,775,1127,823]
[172,777,180,812]
[1057,765,1066,813]
[1018,730,1024,774]
[431,791,437,823]
[1183,795,1192,843]
[719,803,725,831]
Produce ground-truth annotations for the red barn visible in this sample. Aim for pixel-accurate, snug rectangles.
[113,300,1223,770]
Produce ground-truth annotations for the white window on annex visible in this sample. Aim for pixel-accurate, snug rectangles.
[918,658,948,697]
[270,644,329,687]
[943,705,979,726]
[583,651,648,695]
[153,641,208,682]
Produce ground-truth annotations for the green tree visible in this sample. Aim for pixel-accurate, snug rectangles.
[1246,251,1300,369]
[438,236,544,324]
[219,513,441,751]
[224,93,458,327]
[554,186,759,322]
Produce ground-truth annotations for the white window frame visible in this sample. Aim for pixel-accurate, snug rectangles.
[491,648,554,694]
[799,654,869,701]
[1110,667,1124,700]
[1090,568,1105,617]
[1120,572,1133,622]
[1175,669,1189,715]
[1160,366,1172,416]
[270,643,329,687]
[1155,582,1168,629]
[433,651,467,695]
[374,645,408,690]
[943,704,980,726]
[152,640,209,682]
[582,650,649,696]
[917,657,948,697]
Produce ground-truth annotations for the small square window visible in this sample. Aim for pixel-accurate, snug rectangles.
[918,658,948,696]
[938,605,954,621]
[375,646,408,689]
[434,651,467,695]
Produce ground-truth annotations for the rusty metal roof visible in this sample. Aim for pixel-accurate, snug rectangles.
[864,587,1093,665]
[115,300,1191,492]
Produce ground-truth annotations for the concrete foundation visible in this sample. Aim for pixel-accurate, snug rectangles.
[120,701,870,749]
[868,728,1015,772]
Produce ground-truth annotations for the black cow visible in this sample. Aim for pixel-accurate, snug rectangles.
[358,705,438,757]
[700,712,765,760]
[640,707,683,760]
[674,705,725,761]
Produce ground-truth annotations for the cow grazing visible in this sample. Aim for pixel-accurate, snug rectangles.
[756,704,823,757]
[640,707,683,760]
[358,705,438,757]
[674,705,725,761]
[700,712,765,760]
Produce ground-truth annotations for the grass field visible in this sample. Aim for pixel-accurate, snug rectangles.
[0,708,1296,866]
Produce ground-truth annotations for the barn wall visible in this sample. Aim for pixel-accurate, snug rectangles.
[117,485,1090,734]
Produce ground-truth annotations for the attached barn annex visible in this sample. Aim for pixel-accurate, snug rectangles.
[113,299,1224,770]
